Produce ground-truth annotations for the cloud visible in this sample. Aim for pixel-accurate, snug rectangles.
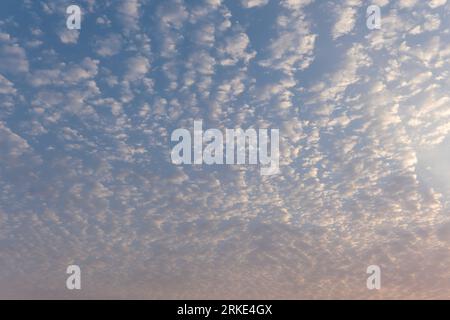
[0,122,32,160]
[219,32,255,66]
[331,0,361,40]
[93,34,123,57]
[124,55,150,81]
[258,3,316,74]
[58,29,80,44]
[117,0,141,31]
[0,41,29,73]
[0,74,16,95]
[241,0,269,8]
[398,0,418,9]
[429,0,447,8]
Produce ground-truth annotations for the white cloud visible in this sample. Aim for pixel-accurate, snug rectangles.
[220,32,255,66]
[398,0,418,9]
[332,1,362,40]
[94,34,123,57]
[429,0,447,8]
[241,0,269,8]
[58,29,79,44]
[0,44,29,73]
[0,74,16,95]
[118,0,141,31]
[259,7,316,74]
[124,55,150,81]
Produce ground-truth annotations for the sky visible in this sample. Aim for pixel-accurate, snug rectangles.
[0,0,450,299]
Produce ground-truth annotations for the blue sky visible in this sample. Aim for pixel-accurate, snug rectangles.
[0,0,450,299]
